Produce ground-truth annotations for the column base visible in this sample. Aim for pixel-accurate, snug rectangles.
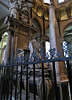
[56,74,68,83]
[57,80,70,100]
[60,75,68,81]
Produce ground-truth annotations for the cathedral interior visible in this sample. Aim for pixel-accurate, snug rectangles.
[0,0,72,100]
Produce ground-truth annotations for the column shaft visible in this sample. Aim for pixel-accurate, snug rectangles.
[49,4,60,82]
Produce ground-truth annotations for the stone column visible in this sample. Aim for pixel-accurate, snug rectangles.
[4,0,18,64]
[42,15,46,58]
[49,3,68,82]
[4,31,12,64]
[49,4,60,82]
[55,8,61,36]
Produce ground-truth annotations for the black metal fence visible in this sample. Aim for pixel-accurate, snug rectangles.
[0,57,72,100]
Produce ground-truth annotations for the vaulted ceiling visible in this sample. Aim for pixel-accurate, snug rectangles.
[0,0,72,36]
[0,0,72,21]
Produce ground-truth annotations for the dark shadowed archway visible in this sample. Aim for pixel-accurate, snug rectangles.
[32,18,42,42]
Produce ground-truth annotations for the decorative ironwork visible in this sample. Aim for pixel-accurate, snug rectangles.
[1,42,72,66]
[56,50,62,57]
[0,48,72,100]
[49,48,56,58]
[45,52,49,59]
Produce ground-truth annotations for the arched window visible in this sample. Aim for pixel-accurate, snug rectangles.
[44,0,50,4]
[58,0,64,3]
[63,41,69,57]
[45,41,50,59]
[62,41,69,68]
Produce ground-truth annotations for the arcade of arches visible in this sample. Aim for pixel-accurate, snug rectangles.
[0,0,72,100]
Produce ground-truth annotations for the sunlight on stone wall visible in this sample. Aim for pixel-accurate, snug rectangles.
[61,11,68,20]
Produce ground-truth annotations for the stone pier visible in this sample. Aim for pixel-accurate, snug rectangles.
[49,4,60,82]
[49,3,68,82]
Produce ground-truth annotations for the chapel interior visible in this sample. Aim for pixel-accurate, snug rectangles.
[0,0,72,100]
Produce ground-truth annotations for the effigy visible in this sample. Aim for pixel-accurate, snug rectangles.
[12,39,54,100]
[14,66,54,100]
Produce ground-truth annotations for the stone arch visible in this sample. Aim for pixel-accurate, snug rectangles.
[36,6,43,17]
[69,2,72,17]
[60,20,72,37]
[63,23,72,58]
[63,22,72,32]
[59,6,68,20]
[63,23,72,46]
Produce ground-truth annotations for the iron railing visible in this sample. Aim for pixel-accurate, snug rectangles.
[0,56,72,100]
